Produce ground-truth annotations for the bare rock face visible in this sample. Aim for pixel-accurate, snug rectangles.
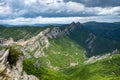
[0,49,39,80]
[85,33,96,53]
[24,28,51,58]
[23,27,67,58]
[0,38,5,44]
[3,38,14,46]
[84,53,111,64]
[23,24,78,59]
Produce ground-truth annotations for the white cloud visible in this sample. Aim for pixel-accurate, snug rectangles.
[0,0,120,23]
[0,2,12,16]
[1,16,120,25]
[1,0,86,17]
[24,0,37,5]
[98,7,120,15]
[66,1,84,12]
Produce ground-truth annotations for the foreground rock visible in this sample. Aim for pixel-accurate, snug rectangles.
[0,49,39,80]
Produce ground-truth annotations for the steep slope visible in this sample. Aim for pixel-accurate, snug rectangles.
[22,27,85,80]
[44,36,85,68]
[22,27,85,69]
[69,53,120,80]
[67,22,120,56]
[83,22,120,41]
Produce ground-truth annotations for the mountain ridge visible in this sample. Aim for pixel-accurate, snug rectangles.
[0,22,120,80]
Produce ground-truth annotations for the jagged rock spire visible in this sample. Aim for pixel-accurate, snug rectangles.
[71,21,76,25]
[76,22,81,25]
[76,22,83,28]
[70,22,76,27]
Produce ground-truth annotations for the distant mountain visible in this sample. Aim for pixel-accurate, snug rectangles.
[64,22,120,57]
[0,23,65,27]
[83,22,120,41]
[33,24,65,27]
[0,22,120,56]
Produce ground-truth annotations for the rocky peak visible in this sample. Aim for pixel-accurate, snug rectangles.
[68,22,83,31]
[76,22,83,27]
[76,22,81,25]
[70,22,83,27]
[70,22,76,27]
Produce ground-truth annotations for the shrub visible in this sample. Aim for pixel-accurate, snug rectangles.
[7,46,22,65]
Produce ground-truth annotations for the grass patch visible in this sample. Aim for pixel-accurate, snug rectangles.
[23,58,69,80]
[44,36,85,68]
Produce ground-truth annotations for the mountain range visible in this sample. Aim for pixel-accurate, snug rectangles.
[0,22,120,80]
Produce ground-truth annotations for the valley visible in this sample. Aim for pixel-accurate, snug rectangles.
[0,22,120,80]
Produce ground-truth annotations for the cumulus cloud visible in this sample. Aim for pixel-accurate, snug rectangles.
[0,1,11,18]
[0,5,11,15]
[0,0,120,18]
[66,1,84,12]
[0,0,85,18]
[0,0,120,24]
[98,7,120,15]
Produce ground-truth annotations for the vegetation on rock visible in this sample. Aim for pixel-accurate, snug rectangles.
[7,46,22,65]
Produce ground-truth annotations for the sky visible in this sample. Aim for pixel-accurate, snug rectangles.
[0,0,120,25]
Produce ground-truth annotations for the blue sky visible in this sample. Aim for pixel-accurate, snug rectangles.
[0,0,120,24]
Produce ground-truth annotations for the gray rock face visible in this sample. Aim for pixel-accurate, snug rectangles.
[0,38,5,44]
[0,49,39,80]
[86,33,96,53]
[22,23,80,59]
[24,28,51,58]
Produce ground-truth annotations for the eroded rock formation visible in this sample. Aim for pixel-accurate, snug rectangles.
[0,49,39,80]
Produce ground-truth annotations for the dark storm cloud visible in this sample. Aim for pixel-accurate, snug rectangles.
[64,0,120,7]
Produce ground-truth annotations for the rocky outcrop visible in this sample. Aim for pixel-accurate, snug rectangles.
[0,49,39,80]
[84,49,120,64]
[22,22,84,59]
[24,28,51,58]
[70,62,78,67]
[3,38,14,46]
[0,38,5,44]
[2,38,26,46]
[86,33,96,53]
[84,53,111,64]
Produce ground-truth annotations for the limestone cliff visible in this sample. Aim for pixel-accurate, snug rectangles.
[0,49,39,80]
[22,22,79,59]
